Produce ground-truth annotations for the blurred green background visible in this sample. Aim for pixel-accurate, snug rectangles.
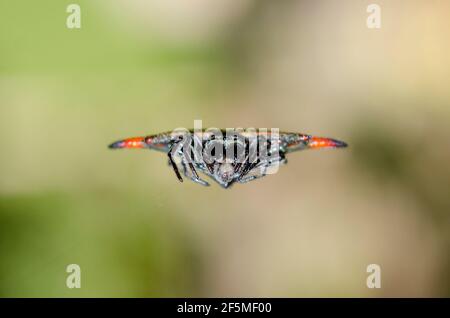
[1,0,449,297]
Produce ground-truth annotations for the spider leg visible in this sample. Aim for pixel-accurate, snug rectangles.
[235,151,250,179]
[188,168,210,186]
[182,142,199,179]
[238,155,286,184]
[181,161,210,187]
[181,144,210,187]
[238,159,259,181]
[238,174,263,184]
[167,150,183,182]
[237,137,262,181]
[234,154,247,175]
[238,162,267,184]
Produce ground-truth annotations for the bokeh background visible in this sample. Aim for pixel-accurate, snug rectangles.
[1,0,449,297]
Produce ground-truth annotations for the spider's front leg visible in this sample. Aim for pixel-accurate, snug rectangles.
[238,160,272,184]
[238,153,286,184]
[169,138,210,187]
[167,144,183,182]
[180,160,210,187]
[181,144,210,187]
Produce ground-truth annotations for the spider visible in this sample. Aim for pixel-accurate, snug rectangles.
[109,129,347,188]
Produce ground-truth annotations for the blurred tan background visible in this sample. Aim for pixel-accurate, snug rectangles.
[0,0,449,297]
